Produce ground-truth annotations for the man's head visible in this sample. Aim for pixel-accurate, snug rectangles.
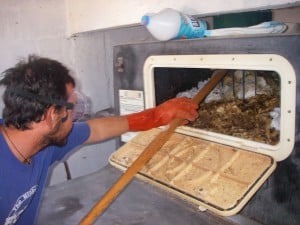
[0,55,76,145]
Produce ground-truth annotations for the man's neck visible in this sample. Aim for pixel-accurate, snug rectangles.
[1,125,46,163]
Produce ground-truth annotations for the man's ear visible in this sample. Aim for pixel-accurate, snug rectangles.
[44,106,58,127]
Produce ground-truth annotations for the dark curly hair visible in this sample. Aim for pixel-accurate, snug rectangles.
[0,55,75,130]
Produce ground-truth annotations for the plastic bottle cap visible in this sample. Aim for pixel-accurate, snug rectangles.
[141,15,149,26]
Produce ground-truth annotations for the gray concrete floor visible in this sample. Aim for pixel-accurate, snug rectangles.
[37,165,262,225]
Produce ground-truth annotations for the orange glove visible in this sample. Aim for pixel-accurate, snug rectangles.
[126,97,198,131]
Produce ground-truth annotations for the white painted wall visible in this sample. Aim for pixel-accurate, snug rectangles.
[66,0,300,35]
[0,0,116,185]
[0,0,70,109]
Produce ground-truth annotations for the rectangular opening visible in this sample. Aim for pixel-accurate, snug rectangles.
[153,68,280,146]
[143,54,295,161]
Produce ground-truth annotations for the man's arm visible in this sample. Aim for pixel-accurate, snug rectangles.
[84,97,198,144]
[84,116,129,144]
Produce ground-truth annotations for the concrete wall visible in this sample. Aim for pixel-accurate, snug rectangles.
[0,0,115,185]
[66,0,300,35]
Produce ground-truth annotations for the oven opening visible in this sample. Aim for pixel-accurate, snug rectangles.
[143,54,295,161]
[153,68,280,146]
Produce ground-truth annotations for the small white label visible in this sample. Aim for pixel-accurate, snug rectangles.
[119,90,144,142]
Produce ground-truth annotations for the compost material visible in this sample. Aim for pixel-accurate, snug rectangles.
[189,94,280,145]
[182,70,281,145]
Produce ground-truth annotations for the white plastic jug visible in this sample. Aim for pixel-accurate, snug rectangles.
[141,8,207,41]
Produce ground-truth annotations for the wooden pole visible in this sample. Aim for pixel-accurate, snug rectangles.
[78,69,227,225]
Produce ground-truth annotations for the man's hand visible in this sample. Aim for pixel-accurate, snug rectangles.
[126,97,198,131]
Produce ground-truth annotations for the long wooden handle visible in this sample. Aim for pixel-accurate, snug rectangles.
[78,69,227,225]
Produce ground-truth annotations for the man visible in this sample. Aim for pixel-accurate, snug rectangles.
[0,55,198,225]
